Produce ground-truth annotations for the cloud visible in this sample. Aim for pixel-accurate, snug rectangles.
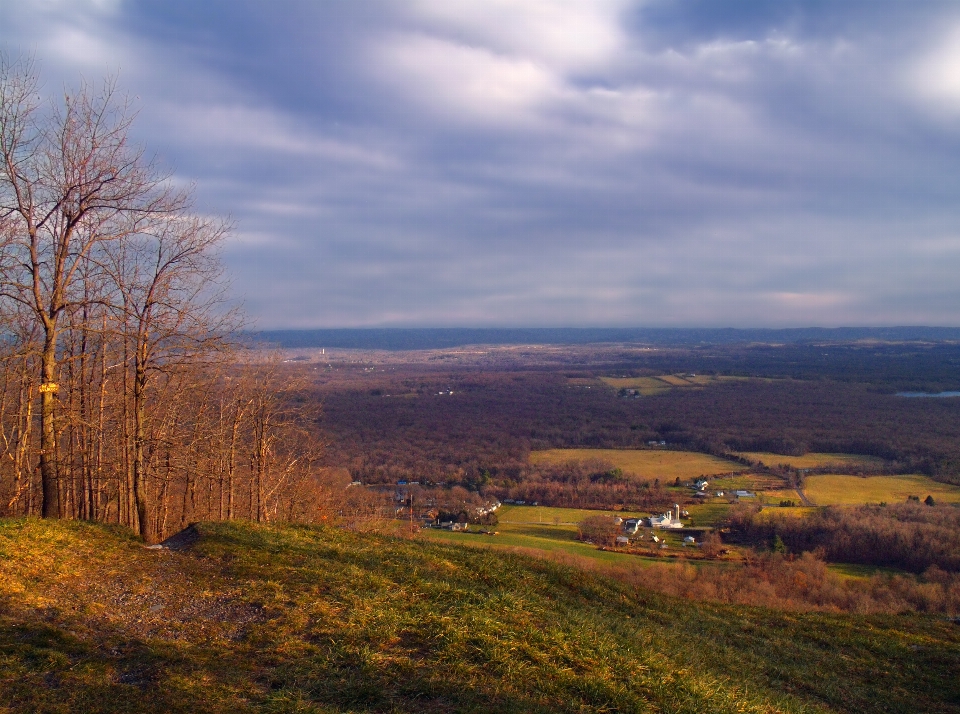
[3,1,960,328]
[907,23,960,115]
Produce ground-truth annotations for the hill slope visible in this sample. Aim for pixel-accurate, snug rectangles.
[0,518,957,713]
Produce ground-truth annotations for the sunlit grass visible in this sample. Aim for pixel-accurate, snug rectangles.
[1,517,958,713]
[737,452,886,469]
[529,448,744,480]
[498,504,646,524]
[804,474,960,506]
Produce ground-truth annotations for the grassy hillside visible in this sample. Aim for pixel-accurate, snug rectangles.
[1,519,958,713]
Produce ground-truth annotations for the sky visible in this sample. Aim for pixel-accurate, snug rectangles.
[3,0,960,329]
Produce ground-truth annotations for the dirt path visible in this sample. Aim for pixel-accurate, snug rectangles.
[795,487,814,506]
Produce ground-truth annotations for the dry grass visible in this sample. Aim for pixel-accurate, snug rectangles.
[737,452,886,470]
[529,448,744,480]
[804,474,960,506]
[760,488,805,505]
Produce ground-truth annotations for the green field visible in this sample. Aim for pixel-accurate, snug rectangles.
[804,474,960,505]
[421,505,665,565]
[599,374,744,395]
[498,504,647,524]
[738,452,886,470]
[423,505,714,563]
[420,524,640,565]
[1,518,958,713]
[683,501,734,528]
[529,448,744,480]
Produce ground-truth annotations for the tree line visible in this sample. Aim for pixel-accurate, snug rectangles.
[725,502,960,574]
[0,55,349,542]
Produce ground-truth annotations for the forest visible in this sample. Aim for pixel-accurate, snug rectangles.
[313,350,960,495]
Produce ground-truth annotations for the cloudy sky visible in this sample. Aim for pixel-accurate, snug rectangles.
[4,1,960,328]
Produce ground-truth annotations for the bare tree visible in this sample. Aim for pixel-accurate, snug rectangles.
[0,53,347,542]
[0,53,182,517]
[107,211,234,541]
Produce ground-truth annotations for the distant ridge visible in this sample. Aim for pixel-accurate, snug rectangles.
[250,327,960,351]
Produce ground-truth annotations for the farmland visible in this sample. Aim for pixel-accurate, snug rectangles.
[529,448,744,480]
[738,452,886,470]
[420,504,702,565]
[599,373,744,395]
[804,474,960,506]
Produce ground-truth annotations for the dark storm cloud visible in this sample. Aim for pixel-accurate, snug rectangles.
[3,1,960,327]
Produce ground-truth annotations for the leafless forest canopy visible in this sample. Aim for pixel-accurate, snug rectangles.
[312,343,960,497]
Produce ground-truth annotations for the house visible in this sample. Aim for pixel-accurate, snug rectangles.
[734,490,756,498]
[683,536,696,545]
[622,519,640,534]
[418,508,440,523]
[695,479,709,491]
[615,536,630,546]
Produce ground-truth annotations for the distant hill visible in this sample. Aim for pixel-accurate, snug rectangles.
[1,518,958,713]
[251,326,960,350]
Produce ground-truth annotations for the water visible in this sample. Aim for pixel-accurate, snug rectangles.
[896,391,960,398]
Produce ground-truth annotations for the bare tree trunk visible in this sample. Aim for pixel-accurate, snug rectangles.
[132,364,152,541]
[39,331,59,517]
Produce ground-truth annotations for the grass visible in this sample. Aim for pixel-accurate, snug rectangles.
[1,518,958,713]
[710,473,786,491]
[419,524,638,566]
[803,474,960,506]
[422,506,710,565]
[683,502,733,528]
[497,504,647,524]
[422,505,658,566]
[827,562,907,581]
[529,448,744,480]
[737,452,886,470]
[599,375,674,394]
[599,374,745,395]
